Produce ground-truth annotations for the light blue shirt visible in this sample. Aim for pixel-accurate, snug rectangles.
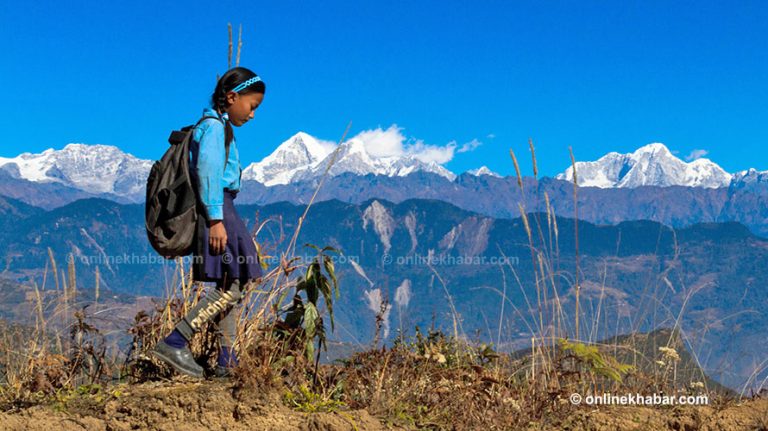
[189,107,242,220]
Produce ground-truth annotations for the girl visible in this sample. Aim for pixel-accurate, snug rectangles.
[152,67,266,378]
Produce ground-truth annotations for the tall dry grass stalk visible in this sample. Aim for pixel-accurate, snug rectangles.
[568,146,581,341]
[228,24,233,69]
[236,24,243,67]
[94,266,100,306]
[227,23,244,69]
[528,138,538,179]
[510,149,523,191]
[47,247,59,292]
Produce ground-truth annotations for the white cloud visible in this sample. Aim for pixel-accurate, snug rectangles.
[353,126,407,158]
[316,138,338,155]
[407,139,456,164]
[457,138,482,153]
[486,133,496,139]
[685,149,709,161]
[349,125,461,165]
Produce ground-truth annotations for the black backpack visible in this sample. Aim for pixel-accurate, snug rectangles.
[145,116,229,258]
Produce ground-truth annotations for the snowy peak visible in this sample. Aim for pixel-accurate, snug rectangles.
[556,143,732,188]
[308,137,457,181]
[9,139,761,200]
[333,138,377,167]
[633,142,671,156]
[298,137,380,180]
[466,166,501,177]
[1,130,461,199]
[241,132,335,186]
[730,167,768,189]
[387,156,457,181]
[247,132,457,185]
[0,143,152,196]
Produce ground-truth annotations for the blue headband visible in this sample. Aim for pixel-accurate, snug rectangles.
[231,76,262,93]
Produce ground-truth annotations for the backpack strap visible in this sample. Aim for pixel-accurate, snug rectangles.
[195,115,231,173]
[168,115,223,145]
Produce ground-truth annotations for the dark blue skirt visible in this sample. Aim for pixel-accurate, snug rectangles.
[193,189,263,283]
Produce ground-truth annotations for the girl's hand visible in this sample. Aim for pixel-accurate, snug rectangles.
[208,220,227,255]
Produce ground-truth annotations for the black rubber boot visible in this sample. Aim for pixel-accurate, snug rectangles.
[212,365,235,378]
[151,340,204,378]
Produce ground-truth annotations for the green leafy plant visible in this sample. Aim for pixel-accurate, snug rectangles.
[283,383,346,413]
[477,343,500,365]
[51,383,122,412]
[558,339,635,383]
[276,244,340,373]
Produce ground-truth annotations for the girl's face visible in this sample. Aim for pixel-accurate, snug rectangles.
[224,91,264,127]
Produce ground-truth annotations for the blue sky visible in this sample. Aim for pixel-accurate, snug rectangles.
[1,0,767,177]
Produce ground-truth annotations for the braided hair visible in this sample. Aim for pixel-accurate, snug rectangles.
[210,67,267,145]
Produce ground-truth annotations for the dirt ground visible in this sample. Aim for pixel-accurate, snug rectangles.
[0,380,766,430]
[551,398,768,431]
[0,380,401,431]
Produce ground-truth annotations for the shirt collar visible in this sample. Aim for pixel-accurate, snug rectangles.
[202,107,229,122]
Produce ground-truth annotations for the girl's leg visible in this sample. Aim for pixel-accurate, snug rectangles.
[171,278,241,343]
[155,277,243,377]
[214,291,243,368]
[172,278,243,342]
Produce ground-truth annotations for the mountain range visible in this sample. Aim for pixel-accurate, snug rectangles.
[555,143,733,188]
[3,136,765,203]
[241,132,459,186]
[0,194,765,391]
[0,143,153,199]
[0,132,469,199]
[5,139,768,239]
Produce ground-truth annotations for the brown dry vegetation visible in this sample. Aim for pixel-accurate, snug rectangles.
[0,329,767,430]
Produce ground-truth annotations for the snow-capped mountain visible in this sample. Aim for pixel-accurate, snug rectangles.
[385,154,456,180]
[556,143,733,188]
[241,132,334,186]
[0,143,152,196]
[7,139,765,204]
[246,134,457,184]
[729,168,768,190]
[466,166,501,178]
[0,132,461,199]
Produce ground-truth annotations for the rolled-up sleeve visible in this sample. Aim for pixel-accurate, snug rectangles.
[194,120,225,220]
